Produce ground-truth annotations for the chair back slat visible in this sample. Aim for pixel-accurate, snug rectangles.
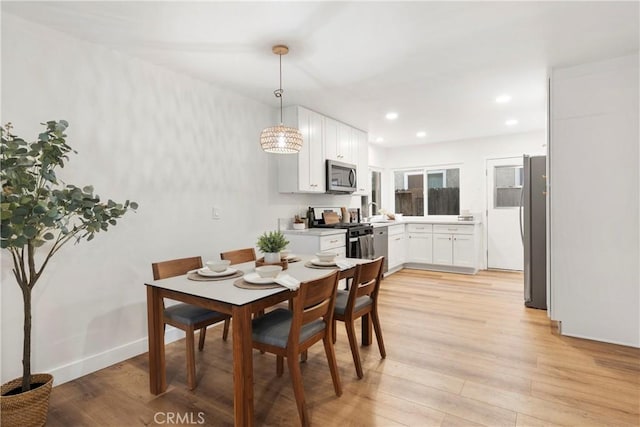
[289,271,340,345]
[152,256,202,280]
[347,257,384,310]
[220,248,257,265]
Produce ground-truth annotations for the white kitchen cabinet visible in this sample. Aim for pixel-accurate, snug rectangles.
[283,230,346,258]
[324,117,356,164]
[354,129,370,196]
[278,106,325,193]
[407,223,433,264]
[387,224,406,270]
[432,224,477,270]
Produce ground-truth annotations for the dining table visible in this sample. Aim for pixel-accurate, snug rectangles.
[145,254,373,427]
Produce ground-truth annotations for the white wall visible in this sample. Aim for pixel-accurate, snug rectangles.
[549,53,639,347]
[0,13,357,384]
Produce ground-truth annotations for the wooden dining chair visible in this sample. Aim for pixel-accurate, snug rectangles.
[219,247,258,339]
[220,247,257,266]
[251,270,342,427]
[332,256,386,379]
[151,256,231,390]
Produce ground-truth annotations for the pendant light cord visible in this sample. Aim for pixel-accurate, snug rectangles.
[274,53,284,125]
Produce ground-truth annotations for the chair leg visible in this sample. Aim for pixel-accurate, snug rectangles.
[222,318,230,341]
[185,327,197,390]
[372,308,386,358]
[345,319,364,379]
[332,319,337,344]
[323,334,342,397]
[198,326,207,351]
[287,353,310,427]
[276,356,284,377]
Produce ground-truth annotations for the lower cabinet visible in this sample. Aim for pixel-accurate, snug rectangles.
[407,232,433,264]
[387,225,406,269]
[432,224,477,269]
[283,231,346,258]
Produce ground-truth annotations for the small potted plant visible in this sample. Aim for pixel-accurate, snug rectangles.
[292,214,305,230]
[0,121,137,426]
[257,230,289,263]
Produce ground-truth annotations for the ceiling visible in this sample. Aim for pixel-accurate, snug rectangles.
[3,1,639,147]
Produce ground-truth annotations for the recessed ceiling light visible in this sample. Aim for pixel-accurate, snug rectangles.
[505,119,518,126]
[375,137,384,143]
[385,112,398,120]
[416,131,427,138]
[496,94,512,104]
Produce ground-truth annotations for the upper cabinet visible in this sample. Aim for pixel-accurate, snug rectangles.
[354,128,369,195]
[278,106,369,195]
[324,118,356,164]
[278,106,326,193]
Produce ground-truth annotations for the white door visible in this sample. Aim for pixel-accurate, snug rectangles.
[486,157,524,270]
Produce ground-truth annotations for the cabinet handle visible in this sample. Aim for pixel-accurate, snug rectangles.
[448,228,457,231]
[330,239,338,243]
[395,237,401,241]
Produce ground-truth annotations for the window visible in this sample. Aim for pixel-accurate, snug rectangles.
[494,165,523,208]
[394,167,460,216]
[370,169,382,215]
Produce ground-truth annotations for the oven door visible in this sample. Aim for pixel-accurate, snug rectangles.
[348,236,361,258]
[326,160,357,193]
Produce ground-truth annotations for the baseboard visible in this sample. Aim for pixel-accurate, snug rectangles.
[48,328,184,387]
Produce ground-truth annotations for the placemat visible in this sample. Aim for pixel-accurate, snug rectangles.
[287,257,302,263]
[187,270,244,282]
[304,261,339,270]
[233,278,281,290]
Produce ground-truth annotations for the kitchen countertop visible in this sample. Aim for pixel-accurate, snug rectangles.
[370,218,481,227]
[281,228,346,236]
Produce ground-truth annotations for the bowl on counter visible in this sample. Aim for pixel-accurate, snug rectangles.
[206,260,231,272]
[255,265,283,279]
[315,251,337,263]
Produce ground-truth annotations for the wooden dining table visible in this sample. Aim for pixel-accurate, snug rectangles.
[145,254,373,427]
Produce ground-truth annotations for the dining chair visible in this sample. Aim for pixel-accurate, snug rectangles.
[220,247,259,339]
[251,270,342,427]
[332,256,386,379]
[151,256,231,390]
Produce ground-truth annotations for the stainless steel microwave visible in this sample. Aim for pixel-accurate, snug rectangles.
[326,160,357,194]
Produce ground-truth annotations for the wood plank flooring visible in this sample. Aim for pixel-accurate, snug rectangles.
[46,269,640,426]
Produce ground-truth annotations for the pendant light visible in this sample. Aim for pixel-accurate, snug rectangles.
[260,45,303,154]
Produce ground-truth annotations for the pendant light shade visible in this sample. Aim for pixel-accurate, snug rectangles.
[260,45,303,154]
[260,124,303,153]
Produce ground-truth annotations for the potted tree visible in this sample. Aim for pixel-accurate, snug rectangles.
[0,121,137,426]
[257,230,289,264]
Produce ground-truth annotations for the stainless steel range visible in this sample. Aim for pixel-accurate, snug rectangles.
[308,207,374,259]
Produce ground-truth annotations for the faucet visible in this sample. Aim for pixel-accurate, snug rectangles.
[367,202,377,220]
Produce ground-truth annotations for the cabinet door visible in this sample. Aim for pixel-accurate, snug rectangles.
[453,234,475,267]
[324,117,339,161]
[337,122,354,163]
[407,233,433,263]
[354,129,369,195]
[388,234,406,268]
[297,108,324,192]
[433,233,453,265]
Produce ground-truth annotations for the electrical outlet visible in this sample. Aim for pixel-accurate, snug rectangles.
[212,207,221,220]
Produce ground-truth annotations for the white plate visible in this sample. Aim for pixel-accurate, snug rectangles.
[311,258,337,267]
[197,267,237,277]
[244,272,278,285]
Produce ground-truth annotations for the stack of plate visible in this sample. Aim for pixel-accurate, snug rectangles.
[196,267,238,277]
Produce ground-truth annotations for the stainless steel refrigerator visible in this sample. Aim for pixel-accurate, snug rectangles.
[520,155,547,310]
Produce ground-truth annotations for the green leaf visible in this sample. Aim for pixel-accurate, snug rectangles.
[82,185,94,194]
[43,232,55,240]
[1,224,12,238]
[23,225,37,238]
[130,202,138,210]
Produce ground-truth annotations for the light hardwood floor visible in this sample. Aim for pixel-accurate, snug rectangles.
[46,269,640,426]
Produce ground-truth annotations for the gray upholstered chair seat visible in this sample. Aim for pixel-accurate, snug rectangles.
[252,308,325,348]
[334,290,373,316]
[164,303,226,326]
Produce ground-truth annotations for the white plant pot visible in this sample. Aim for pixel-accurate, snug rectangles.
[264,252,281,264]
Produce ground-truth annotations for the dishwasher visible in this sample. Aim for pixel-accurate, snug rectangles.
[372,226,389,274]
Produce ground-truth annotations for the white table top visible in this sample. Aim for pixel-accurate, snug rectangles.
[146,255,371,306]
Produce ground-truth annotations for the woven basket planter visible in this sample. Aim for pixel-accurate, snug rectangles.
[1,373,53,427]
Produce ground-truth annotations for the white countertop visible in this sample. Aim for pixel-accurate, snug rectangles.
[370,218,481,227]
[281,228,346,236]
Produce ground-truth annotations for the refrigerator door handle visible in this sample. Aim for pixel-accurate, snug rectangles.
[519,185,525,244]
